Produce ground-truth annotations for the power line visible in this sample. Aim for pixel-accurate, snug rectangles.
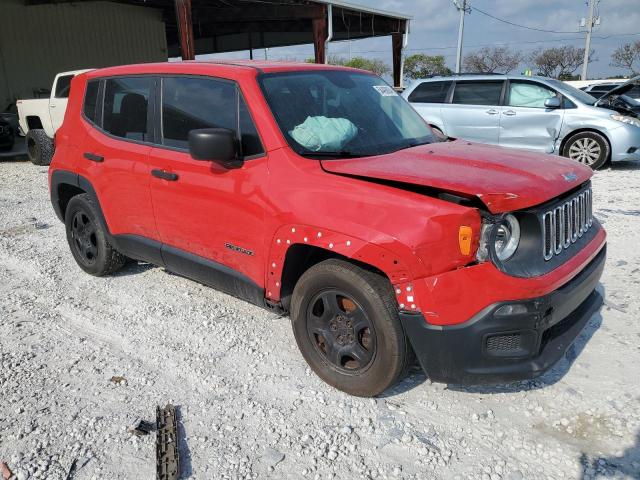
[471,6,582,34]
[326,32,640,55]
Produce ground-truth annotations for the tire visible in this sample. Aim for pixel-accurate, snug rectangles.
[290,259,413,397]
[25,128,53,166]
[64,193,126,276]
[562,131,609,170]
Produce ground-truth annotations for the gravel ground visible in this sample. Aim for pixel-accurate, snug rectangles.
[0,158,639,480]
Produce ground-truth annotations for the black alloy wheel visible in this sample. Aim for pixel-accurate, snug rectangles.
[290,259,414,397]
[70,211,98,266]
[306,290,376,374]
[64,193,126,276]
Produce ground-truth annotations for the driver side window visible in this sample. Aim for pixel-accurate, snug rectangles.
[508,81,557,108]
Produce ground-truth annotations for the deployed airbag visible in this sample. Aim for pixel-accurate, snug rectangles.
[290,116,358,152]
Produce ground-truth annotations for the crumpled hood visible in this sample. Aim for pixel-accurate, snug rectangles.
[595,75,640,104]
[321,141,592,213]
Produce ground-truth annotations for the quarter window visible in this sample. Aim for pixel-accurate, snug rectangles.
[54,75,74,99]
[408,81,452,103]
[452,81,503,106]
[103,77,153,141]
[508,81,557,108]
[161,76,264,156]
[83,80,100,123]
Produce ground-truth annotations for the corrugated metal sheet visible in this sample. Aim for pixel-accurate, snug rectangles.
[0,0,168,107]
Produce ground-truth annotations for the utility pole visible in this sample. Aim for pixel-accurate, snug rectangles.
[581,0,597,80]
[452,0,470,73]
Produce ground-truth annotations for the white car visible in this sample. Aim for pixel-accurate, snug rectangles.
[17,69,91,165]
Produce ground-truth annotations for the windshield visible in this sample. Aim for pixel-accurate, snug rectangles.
[259,70,434,158]
[545,79,598,105]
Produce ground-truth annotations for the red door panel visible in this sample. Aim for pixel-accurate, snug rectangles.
[148,148,269,286]
[80,127,158,240]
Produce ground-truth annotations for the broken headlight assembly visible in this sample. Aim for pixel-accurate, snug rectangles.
[477,214,521,263]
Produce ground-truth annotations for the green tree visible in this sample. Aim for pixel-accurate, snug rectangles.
[404,54,451,79]
[306,55,390,77]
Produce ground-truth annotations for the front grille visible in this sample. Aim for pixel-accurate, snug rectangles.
[486,334,522,352]
[542,187,593,261]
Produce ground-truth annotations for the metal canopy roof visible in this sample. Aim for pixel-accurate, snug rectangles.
[24,0,409,58]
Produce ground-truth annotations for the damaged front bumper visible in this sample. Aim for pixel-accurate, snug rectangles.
[400,246,606,385]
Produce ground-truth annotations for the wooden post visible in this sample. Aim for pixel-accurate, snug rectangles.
[312,6,327,64]
[392,29,404,89]
[175,0,195,60]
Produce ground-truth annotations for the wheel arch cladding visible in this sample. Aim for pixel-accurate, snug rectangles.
[266,224,421,313]
[50,171,109,235]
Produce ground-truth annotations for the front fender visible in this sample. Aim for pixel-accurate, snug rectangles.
[265,223,427,313]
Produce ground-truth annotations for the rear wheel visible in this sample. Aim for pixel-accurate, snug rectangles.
[290,259,412,397]
[65,194,126,276]
[25,129,53,166]
[562,131,609,170]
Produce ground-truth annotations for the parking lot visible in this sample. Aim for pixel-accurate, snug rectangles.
[0,158,638,479]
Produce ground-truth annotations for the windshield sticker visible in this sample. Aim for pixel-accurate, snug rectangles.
[373,85,398,97]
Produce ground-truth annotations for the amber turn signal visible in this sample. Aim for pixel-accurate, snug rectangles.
[458,226,473,256]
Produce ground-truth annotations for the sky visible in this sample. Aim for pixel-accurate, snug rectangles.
[210,0,640,79]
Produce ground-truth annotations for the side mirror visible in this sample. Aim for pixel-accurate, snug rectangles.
[544,97,561,109]
[188,128,242,168]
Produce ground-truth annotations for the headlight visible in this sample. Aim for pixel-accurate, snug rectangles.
[494,214,521,261]
[477,214,521,263]
[611,114,640,128]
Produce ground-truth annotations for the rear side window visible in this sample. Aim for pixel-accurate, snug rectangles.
[83,80,100,123]
[408,81,452,103]
[103,77,153,141]
[452,81,503,106]
[55,75,74,98]
[161,76,264,157]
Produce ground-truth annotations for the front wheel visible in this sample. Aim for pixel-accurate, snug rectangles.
[562,131,609,170]
[290,259,413,397]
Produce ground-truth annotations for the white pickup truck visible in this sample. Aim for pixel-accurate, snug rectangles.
[17,69,91,165]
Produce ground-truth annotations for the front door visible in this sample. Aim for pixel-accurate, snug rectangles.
[440,80,504,144]
[148,75,268,287]
[499,80,564,153]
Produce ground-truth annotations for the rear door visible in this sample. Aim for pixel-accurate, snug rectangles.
[440,80,504,144]
[499,80,564,153]
[405,80,452,131]
[80,76,160,243]
[147,75,268,287]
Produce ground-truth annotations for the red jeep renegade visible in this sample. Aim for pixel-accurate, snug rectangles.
[49,61,606,396]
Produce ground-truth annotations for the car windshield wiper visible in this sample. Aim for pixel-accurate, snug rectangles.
[297,149,367,159]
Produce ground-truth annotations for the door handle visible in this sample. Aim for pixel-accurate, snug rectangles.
[83,152,104,163]
[151,169,179,181]
[503,110,517,116]
[486,109,499,115]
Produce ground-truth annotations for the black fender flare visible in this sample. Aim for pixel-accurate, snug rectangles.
[50,169,165,267]
[50,170,108,231]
